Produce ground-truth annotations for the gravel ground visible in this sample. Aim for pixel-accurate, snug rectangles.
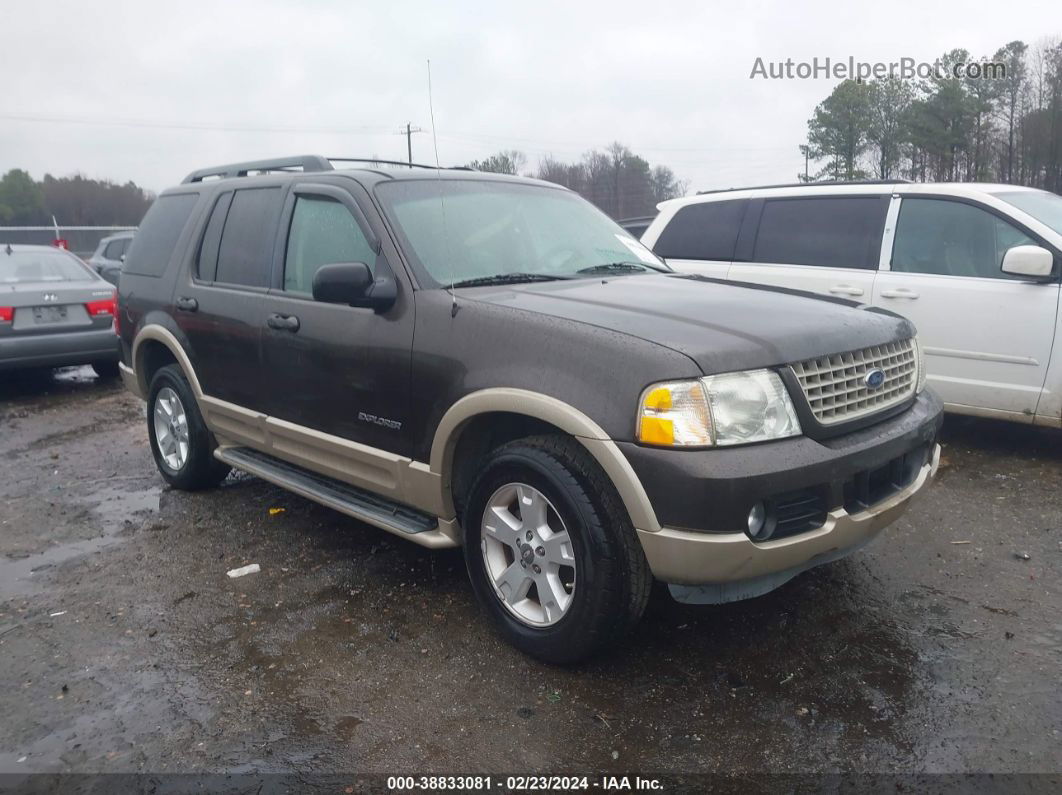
[0,367,1059,785]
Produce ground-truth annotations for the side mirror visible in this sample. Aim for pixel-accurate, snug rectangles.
[1001,245,1054,278]
[312,262,397,311]
[119,254,126,263]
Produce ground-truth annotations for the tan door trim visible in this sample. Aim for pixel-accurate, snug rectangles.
[130,329,660,534]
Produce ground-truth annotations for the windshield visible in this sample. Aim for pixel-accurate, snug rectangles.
[375,179,668,288]
[992,190,1062,237]
[0,248,94,284]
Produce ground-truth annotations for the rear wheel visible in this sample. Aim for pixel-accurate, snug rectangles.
[91,360,120,379]
[147,364,230,490]
[464,435,652,663]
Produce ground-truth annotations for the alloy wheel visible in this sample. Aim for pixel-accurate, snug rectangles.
[480,482,577,627]
[153,386,190,471]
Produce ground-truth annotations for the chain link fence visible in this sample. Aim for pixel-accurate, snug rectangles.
[0,226,137,259]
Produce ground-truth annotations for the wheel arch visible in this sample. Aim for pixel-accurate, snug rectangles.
[131,325,204,400]
[429,388,661,533]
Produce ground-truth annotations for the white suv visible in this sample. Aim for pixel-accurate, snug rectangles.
[643,182,1062,427]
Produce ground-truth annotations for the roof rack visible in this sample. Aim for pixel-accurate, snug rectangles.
[182,155,334,184]
[331,158,476,172]
[329,157,442,170]
[181,155,480,184]
[696,178,911,195]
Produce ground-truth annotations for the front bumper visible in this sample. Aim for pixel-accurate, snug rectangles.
[0,328,120,371]
[638,444,938,595]
[623,390,943,589]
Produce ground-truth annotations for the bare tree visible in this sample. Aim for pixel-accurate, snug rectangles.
[466,150,527,175]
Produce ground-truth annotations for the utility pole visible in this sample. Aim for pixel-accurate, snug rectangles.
[398,123,424,166]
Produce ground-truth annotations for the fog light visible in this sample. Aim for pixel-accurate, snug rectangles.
[747,502,768,539]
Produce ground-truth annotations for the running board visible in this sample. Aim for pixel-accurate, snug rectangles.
[215,446,457,548]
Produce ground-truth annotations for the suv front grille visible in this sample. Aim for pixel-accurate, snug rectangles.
[790,340,917,425]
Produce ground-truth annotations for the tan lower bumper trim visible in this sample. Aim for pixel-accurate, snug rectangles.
[637,444,940,586]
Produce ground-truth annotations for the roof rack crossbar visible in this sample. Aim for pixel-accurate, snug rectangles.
[696,178,911,195]
[328,157,441,170]
[181,155,334,184]
[328,157,475,172]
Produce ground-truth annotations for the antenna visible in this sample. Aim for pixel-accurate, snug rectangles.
[427,58,458,318]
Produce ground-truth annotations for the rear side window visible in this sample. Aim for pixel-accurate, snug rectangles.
[284,196,376,294]
[752,197,885,269]
[124,193,200,277]
[653,200,746,261]
[215,187,284,288]
[196,192,233,282]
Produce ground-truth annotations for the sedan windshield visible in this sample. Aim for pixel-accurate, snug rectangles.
[0,248,93,283]
[375,179,669,288]
[992,190,1062,237]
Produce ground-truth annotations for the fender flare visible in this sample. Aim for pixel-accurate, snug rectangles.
[429,388,661,533]
[129,324,204,400]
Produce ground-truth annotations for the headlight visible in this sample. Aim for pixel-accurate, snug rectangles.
[913,337,927,394]
[636,379,713,447]
[637,369,802,448]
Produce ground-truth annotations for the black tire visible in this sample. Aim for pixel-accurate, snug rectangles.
[147,364,230,490]
[463,435,652,664]
[91,360,120,379]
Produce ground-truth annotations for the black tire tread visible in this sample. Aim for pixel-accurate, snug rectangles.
[91,360,120,379]
[147,364,230,491]
[464,434,652,663]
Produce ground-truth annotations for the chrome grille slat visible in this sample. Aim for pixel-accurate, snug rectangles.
[790,340,917,425]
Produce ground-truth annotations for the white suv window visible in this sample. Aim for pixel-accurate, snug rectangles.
[752,197,884,269]
[892,198,1035,280]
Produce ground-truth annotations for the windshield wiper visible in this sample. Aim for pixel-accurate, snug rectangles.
[576,261,656,275]
[451,272,567,288]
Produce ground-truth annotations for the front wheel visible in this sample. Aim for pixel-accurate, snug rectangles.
[147,364,230,490]
[463,435,652,664]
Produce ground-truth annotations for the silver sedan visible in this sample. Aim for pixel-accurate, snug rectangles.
[0,244,121,377]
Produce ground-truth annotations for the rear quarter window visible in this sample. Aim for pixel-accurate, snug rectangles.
[124,193,200,277]
[652,199,746,261]
[752,196,886,269]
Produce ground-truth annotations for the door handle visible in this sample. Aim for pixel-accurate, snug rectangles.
[828,284,864,296]
[879,288,920,299]
[266,313,300,332]
[175,296,198,312]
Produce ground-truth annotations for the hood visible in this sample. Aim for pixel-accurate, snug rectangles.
[464,274,914,374]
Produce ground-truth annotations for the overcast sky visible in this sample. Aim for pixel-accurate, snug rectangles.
[1,0,1058,195]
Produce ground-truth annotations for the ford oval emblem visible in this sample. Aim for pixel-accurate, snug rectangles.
[864,368,886,389]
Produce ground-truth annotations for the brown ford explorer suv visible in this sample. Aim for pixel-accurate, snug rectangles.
[118,155,943,663]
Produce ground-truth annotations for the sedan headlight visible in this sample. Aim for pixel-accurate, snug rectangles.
[637,369,802,448]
